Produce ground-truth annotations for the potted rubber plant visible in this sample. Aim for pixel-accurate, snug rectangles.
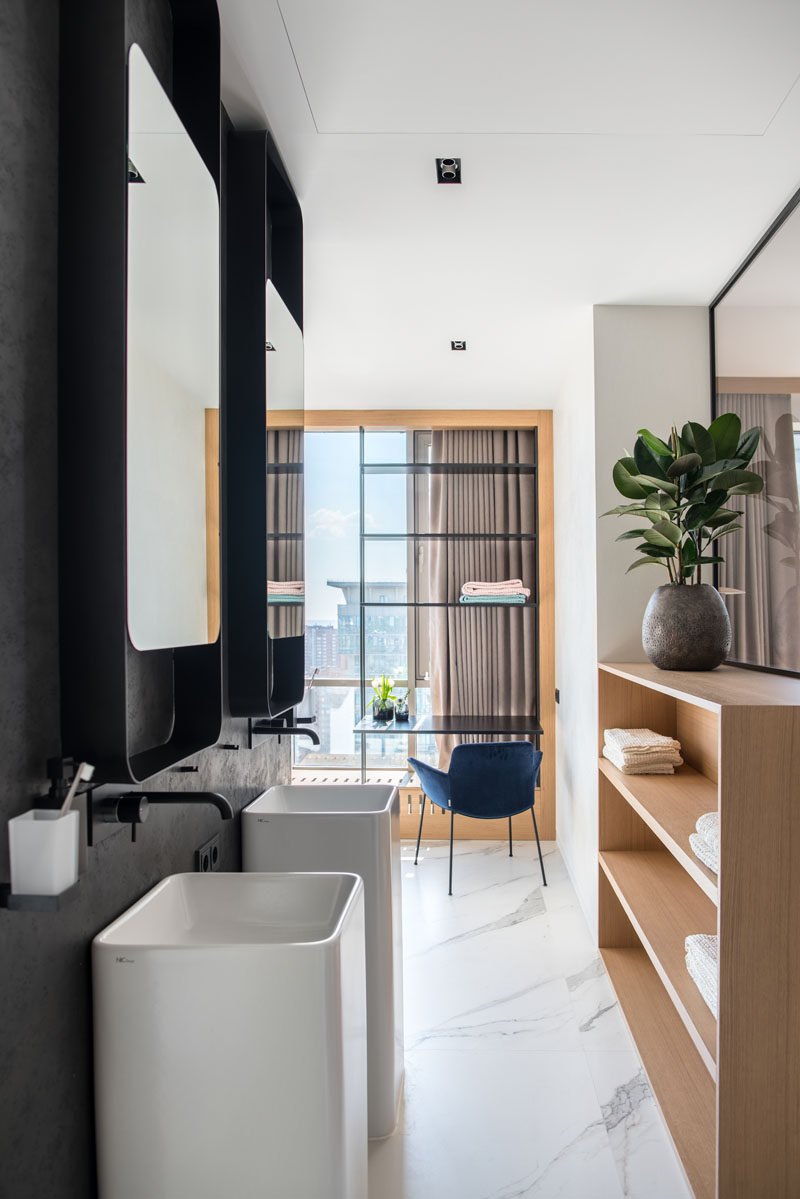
[605,414,763,670]
[371,674,396,721]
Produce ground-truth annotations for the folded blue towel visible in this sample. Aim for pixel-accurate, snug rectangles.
[459,594,526,605]
[267,595,304,604]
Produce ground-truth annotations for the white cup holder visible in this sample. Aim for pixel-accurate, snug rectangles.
[8,809,80,896]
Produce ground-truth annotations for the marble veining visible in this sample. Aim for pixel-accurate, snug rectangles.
[370,840,691,1199]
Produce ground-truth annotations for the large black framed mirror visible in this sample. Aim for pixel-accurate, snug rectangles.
[226,131,305,717]
[58,0,223,782]
[711,186,800,676]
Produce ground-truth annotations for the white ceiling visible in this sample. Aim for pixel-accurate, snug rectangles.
[218,0,800,407]
[718,198,800,307]
[275,0,799,136]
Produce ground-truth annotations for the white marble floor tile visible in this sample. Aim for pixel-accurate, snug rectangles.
[369,1049,624,1199]
[372,841,687,1199]
[584,1052,692,1198]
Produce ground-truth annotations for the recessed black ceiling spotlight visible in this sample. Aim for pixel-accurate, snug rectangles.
[437,158,461,184]
[451,340,466,351]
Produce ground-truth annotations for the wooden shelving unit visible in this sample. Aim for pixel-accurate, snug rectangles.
[598,662,800,1199]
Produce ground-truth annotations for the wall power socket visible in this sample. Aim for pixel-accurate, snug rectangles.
[195,833,221,873]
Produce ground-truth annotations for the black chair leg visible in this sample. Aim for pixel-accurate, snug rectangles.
[448,810,454,896]
[531,807,547,886]
[508,816,513,857]
[414,797,425,865]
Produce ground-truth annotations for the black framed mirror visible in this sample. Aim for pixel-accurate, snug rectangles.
[711,185,800,676]
[225,131,305,717]
[58,0,223,782]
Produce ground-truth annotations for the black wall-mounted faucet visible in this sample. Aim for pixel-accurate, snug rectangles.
[248,714,320,747]
[93,791,234,841]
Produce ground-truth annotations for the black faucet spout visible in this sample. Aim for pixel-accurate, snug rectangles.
[139,792,235,820]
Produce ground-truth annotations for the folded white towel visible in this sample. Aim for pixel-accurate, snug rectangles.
[685,933,718,1018]
[610,745,683,764]
[461,579,531,598]
[604,728,682,754]
[689,831,719,875]
[602,746,677,775]
[696,812,719,856]
[267,580,305,595]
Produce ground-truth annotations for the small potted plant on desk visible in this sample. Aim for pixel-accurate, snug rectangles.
[394,690,410,721]
[371,674,396,722]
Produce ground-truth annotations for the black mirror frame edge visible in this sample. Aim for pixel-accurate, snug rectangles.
[58,0,223,783]
[708,180,800,679]
[225,130,305,718]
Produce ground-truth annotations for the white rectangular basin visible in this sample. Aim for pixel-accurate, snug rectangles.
[93,872,367,1199]
[243,785,404,1138]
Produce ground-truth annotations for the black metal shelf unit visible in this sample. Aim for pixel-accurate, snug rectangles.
[356,428,540,779]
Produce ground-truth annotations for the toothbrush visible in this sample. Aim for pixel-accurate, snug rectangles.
[60,762,95,815]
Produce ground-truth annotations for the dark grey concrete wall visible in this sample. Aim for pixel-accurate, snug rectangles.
[0,5,290,1196]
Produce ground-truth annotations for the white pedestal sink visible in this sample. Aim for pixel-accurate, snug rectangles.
[93,872,367,1199]
[242,785,404,1138]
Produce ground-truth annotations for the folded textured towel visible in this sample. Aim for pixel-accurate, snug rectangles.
[602,746,677,774]
[267,580,304,594]
[267,595,304,604]
[459,594,526,605]
[685,933,718,1018]
[604,728,682,754]
[689,831,718,874]
[461,579,531,598]
[696,812,719,856]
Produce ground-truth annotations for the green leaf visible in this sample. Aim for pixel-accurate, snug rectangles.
[702,509,741,529]
[644,492,676,521]
[652,518,681,545]
[684,491,729,529]
[636,474,678,496]
[666,452,703,479]
[682,538,698,564]
[643,526,678,549]
[713,468,764,496]
[635,543,675,558]
[637,429,673,458]
[626,557,667,574]
[696,555,724,565]
[735,425,761,465]
[601,502,650,517]
[633,437,668,480]
[612,458,650,500]
[682,422,717,465]
[707,524,743,541]
[708,413,742,460]
[615,528,648,541]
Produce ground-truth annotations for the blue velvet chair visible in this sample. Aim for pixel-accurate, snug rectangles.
[408,741,547,895]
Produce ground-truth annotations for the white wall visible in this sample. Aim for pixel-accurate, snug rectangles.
[715,306,800,376]
[594,306,711,662]
[553,309,599,925]
[548,305,709,934]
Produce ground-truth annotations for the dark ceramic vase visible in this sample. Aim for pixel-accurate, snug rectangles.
[373,701,394,722]
[642,583,731,671]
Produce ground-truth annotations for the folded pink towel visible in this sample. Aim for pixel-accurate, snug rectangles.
[267,580,304,595]
[461,579,531,598]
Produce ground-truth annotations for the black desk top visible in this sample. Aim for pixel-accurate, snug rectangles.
[353,714,543,736]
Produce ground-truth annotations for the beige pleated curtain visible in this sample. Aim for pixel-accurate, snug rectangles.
[717,393,800,672]
[428,429,537,767]
[266,427,304,639]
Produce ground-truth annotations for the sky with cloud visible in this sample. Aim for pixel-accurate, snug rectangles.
[305,430,408,622]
